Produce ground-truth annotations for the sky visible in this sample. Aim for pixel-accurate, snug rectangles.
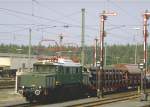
[0,0,149,46]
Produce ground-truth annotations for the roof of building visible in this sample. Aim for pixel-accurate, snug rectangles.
[0,53,37,58]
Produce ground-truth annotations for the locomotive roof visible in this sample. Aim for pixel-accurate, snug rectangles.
[54,58,81,67]
[34,58,81,67]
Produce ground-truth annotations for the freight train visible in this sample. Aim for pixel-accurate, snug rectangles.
[16,57,148,102]
[89,65,141,94]
[16,57,89,102]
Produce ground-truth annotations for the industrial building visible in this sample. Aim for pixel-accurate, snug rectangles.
[0,53,38,70]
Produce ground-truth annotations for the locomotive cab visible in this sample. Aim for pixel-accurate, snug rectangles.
[16,57,88,102]
[17,61,57,102]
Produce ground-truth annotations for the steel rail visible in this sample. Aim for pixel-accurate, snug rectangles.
[7,90,150,107]
[0,85,15,89]
[75,94,139,107]
[67,91,150,107]
[0,79,15,89]
[7,102,34,107]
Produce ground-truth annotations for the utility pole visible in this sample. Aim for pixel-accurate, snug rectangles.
[29,28,31,71]
[140,10,150,101]
[58,34,63,56]
[81,8,85,72]
[134,35,138,64]
[131,27,140,64]
[94,38,98,67]
[143,10,150,73]
[104,42,107,66]
[59,34,63,47]
[97,10,117,98]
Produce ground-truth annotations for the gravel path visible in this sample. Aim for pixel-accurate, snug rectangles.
[0,88,26,106]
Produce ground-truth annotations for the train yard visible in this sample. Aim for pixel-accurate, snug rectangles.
[1,89,150,107]
[0,78,15,89]
[0,89,25,106]
[67,92,140,107]
[1,60,150,107]
[0,0,150,107]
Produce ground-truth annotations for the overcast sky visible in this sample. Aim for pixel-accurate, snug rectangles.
[0,0,149,46]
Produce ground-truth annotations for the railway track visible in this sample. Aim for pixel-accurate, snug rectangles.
[0,85,15,89]
[6,102,38,107]
[0,78,15,89]
[66,91,144,107]
[0,77,14,80]
[68,94,139,107]
[6,90,150,107]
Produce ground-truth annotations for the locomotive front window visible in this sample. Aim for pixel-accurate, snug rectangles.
[76,68,79,73]
[72,67,76,74]
[33,65,56,72]
[66,67,69,74]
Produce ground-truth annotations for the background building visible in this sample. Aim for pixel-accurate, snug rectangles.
[0,53,37,70]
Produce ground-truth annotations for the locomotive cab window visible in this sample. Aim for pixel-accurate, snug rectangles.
[65,67,70,74]
[71,67,78,74]
[76,68,79,73]
[33,65,56,72]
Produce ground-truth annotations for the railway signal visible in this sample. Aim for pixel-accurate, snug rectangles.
[59,34,63,47]
[140,10,150,101]
[139,63,145,70]
[131,27,140,64]
[28,28,31,71]
[138,62,148,101]
[97,10,117,98]
[143,10,150,73]
[94,38,98,67]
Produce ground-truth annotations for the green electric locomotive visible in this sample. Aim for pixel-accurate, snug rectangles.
[16,57,89,102]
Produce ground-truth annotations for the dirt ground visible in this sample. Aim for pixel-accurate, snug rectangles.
[0,88,25,104]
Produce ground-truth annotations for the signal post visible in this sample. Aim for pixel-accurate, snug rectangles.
[97,10,117,98]
[140,10,150,101]
[97,11,106,98]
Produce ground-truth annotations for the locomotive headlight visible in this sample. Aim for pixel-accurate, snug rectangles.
[138,63,145,70]
[39,86,42,89]
[22,86,25,89]
[56,81,61,85]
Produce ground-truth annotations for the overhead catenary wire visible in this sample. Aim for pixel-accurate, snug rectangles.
[0,11,40,26]
[0,4,143,34]
[0,28,29,34]
[0,10,51,28]
[33,0,105,31]
[0,7,101,32]
[0,1,147,46]
[32,0,102,32]
[0,7,79,26]
[33,0,81,24]
[109,0,141,23]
